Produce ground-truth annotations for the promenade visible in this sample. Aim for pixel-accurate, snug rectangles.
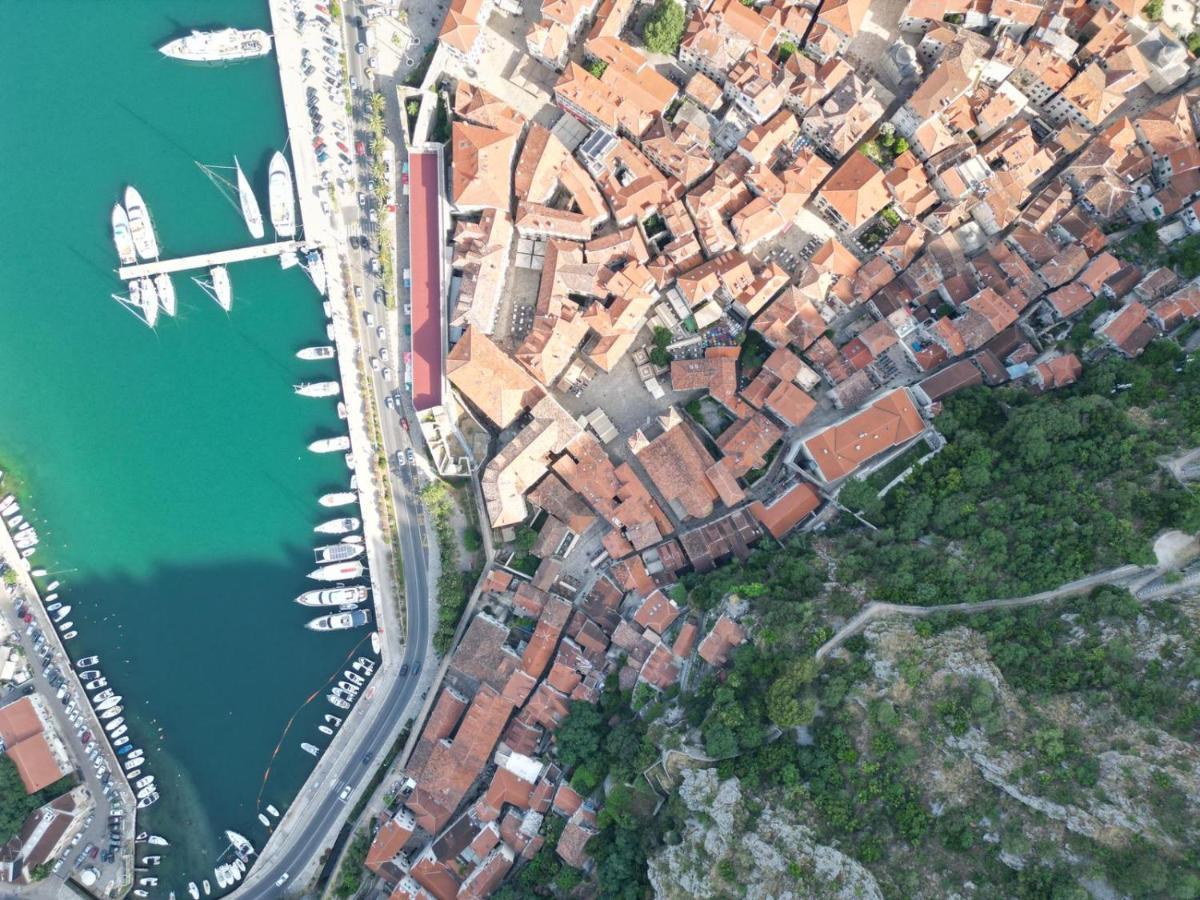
[227,2,435,895]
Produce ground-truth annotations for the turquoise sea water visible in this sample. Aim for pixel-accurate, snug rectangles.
[0,2,367,889]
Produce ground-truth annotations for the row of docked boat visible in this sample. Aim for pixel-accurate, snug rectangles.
[2,494,40,561]
[304,507,372,634]
[72,654,160,808]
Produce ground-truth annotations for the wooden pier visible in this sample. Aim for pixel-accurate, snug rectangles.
[117,240,305,280]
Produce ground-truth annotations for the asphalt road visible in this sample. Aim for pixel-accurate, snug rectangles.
[233,1,430,895]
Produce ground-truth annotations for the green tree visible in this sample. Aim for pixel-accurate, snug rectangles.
[893,136,909,155]
[1143,0,1163,19]
[462,526,482,552]
[643,0,686,55]
[586,58,609,78]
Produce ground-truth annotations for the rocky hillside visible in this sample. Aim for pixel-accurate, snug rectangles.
[648,589,1200,899]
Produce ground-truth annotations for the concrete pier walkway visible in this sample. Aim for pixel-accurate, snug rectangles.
[116,240,303,280]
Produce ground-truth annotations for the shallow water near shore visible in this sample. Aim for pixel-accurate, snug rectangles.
[0,1,365,890]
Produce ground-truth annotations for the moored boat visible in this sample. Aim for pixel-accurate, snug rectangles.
[295,585,369,607]
[235,156,264,239]
[307,561,364,582]
[314,543,364,563]
[294,381,340,398]
[315,517,360,535]
[296,345,335,360]
[301,742,320,756]
[269,151,296,238]
[308,436,351,453]
[112,203,137,265]
[306,609,371,631]
[319,492,357,508]
[138,277,159,328]
[159,28,272,62]
[154,274,176,316]
[124,186,159,259]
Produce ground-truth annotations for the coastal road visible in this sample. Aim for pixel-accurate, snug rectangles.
[231,2,434,896]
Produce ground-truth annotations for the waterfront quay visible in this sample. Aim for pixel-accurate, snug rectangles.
[228,2,435,894]
[0,511,136,897]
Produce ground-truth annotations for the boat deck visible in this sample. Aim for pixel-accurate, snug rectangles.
[117,240,306,280]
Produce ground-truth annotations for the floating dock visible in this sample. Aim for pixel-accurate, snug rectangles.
[117,240,305,280]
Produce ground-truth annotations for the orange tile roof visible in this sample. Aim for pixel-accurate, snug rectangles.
[1034,353,1083,389]
[0,697,42,745]
[697,614,747,667]
[818,153,888,229]
[6,733,64,794]
[632,589,682,632]
[749,480,822,538]
[447,328,543,429]
[366,813,416,874]
[802,388,925,482]
[451,121,518,209]
[716,411,783,477]
[629,408,729,520]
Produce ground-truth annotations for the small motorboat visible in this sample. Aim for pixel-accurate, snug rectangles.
[110,724,128,739]
[58,620,74,631]
[136,784,155,800]
[114,737,131,748]
[76,656,99,668]
[52,606,72,622]
[96,695,122,711]
[267,804,280,817]
[62,631,78,640]
[135,775,156,789]
[46,602,62,612]
[139,876,158,886]
[103,716,125,732]
[124,758,144,771]
[203,880,211,896]
[301,742,320,756]
[137,793,159,809]
[141,856,161,866]
[84,678,107,691]
[344,671,365,685]
[79,669,101,680]
[258,813,271,827]
[318,725,333,735]
[325,714,342,726]
[337,680,359,694]
[127,768,141,779]
[188,882,200,899]
[147,835,168,846]
[134,892,149,898]
[43,592,58,602]
[101,706,123,720]
[215,868,229,890]
[327,695,350,709]
[47,580,60,591]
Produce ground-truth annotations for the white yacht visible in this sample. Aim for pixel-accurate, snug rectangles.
[296,346,335,360]
[159,28,271,62]
[314,543,364,563]
[307,561,364,581]
[308,436,350,453]
[294,381,340,398]
[318,492,357,508]
[124,186,159,259]
[138,277,159,328]
[268,151,296,238]
[296,585,368,607]
[154,274,177,316]
[112,203,137,265]
[306,609,371,631]
[314,517,360,535]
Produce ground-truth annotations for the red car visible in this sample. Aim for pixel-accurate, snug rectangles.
[337,141,350,154]
[355,140,366,157]
[400,418,410,432]
[312,137,325,150]
[315,3,328,12]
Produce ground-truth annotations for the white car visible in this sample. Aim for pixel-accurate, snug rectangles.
[385,395,394,409]
[379,346,388,362]
[365,312,375,326]
[383,366,392,381]
[339,783,352,800]
[376,325,385,340]
[370,357,381,371]
[403,303,411,315]
[275,873,290,887]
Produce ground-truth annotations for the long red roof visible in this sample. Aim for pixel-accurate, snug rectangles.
[408,150,444,411]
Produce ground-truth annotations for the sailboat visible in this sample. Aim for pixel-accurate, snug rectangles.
[192,266,232,311]
[154,274,177,316]
[235,156,264,239]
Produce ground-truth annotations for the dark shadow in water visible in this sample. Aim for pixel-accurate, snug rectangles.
[48,555,379,896]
